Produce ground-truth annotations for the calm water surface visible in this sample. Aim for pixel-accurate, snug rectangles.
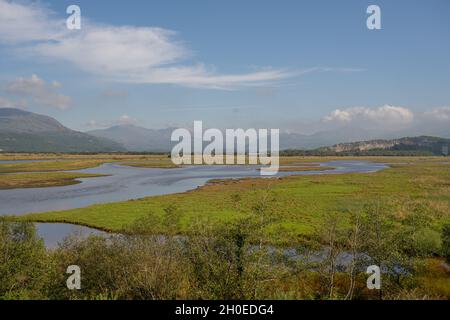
[35,223,107,248]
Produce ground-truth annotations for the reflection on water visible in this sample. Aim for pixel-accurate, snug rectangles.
[35,223,107,248]
[36,223,371,269]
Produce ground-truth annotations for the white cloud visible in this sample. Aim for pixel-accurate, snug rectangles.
[6,74,71,110]
[123,65,292,89]
[0,0,292,89]
[32,26,188,76]
[0,0,63,43]
[323,105,415,128]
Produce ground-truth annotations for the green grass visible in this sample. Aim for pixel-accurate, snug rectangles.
[17,157,450,245]
[0,172,106,189]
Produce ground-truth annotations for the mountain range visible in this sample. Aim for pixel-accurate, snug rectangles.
[0,108,449,154]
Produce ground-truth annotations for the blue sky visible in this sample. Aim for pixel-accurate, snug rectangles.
[0,0,449,134]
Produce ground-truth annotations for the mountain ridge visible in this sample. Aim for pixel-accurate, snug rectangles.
[312,136,450,155]
[0,108,125,152]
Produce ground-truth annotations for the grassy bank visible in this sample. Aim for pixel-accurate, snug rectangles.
[0,159,110,173]
[0,172,106,189]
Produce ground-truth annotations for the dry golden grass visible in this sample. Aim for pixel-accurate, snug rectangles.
[0,172,105,189]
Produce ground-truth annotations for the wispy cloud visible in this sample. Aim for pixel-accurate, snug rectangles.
[0,0,296,90]
[0,0,63,43]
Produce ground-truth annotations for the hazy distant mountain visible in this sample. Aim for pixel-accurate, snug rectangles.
[279,126,381,150]
[88,125,174,152]
[89,125,325,152]
[0,108,125,152]
[317,136,450,155]
[281,124,450,150]
[88,123,386,152]
[88,123,450,153]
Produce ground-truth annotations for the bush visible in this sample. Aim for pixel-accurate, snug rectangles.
[0,219,52,299]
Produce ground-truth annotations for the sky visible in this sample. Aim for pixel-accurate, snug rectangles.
[0,0,449,135]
